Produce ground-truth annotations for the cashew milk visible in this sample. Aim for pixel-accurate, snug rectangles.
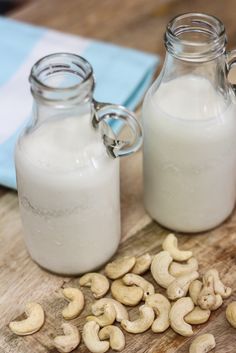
[143,75,236,232]
[15,115,120,274]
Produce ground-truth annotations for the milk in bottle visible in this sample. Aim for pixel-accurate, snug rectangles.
[15,114,120,275]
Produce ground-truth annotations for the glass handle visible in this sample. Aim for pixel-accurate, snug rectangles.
[93,100,143,158]
[226,50,236,98]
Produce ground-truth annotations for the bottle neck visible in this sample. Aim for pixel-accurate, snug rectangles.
[29,53,96,131]
[157,13,230,103]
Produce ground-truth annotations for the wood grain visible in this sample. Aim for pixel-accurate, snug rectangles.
[11,0,236,54]
[1,0,236,352]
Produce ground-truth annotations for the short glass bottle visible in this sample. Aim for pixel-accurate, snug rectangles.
[15,53,142,275]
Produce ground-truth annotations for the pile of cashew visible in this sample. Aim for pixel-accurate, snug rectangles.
[8,233,234,353]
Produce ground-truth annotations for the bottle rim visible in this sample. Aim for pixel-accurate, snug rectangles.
[165,13,227,62]
[29,53,94,102]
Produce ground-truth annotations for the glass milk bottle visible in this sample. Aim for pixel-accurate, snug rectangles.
[15,53,142,275]
[142,13,236,233]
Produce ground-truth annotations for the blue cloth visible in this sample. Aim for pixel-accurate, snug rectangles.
[0,17,159,189]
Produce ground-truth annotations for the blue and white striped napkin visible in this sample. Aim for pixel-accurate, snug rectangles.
[0,17,159,189]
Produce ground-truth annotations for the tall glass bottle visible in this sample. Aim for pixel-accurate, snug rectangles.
[142,13,236,232]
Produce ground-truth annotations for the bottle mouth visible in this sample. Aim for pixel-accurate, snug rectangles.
[30,53,94,102]
[165,13,226,62]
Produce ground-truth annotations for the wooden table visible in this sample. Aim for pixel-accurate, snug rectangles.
[1,1,236,352]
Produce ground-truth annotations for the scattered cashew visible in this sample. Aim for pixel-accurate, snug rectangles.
[132,253,152,275]
[169,297,194,337]
[111,279,143,306]
[170,258,198,277]
[79,273,109,298]
[163,233,192,261]
[105,256,136,279]
[9,233,232,352]
[150,251,175,288]
[204,269,232,298]
[62,287,84,320]
[189,333,216,353]
[145,294,171,333]
[226,301,236,328]
[53,323,80,353]
[197,276,217,310]
[121,304,155,333]
[189,280,203,305]
[91,298,128,322]
[99,325,125,351]
[167,271,199,300]
[122,273,155,299]
[9,302,44,336]
[86,303,116,327]
[82,321,109,353]
[185,306,211,325]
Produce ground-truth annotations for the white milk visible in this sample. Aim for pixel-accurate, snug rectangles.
[143,75,236,232]
[15,115,120,274]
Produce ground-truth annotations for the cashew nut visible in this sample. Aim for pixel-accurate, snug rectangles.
[111,279,143,306]
[62,287,84,320]
[169,297,194,337]
[170,258,198,277]
[197,276,219,311]
[167,271,199,300]
[86,303,116,327]
[132,253,152,275]
[91,298,128,322]
[204,269,232,298]
[121,304,155,333]
[82,321,109,353]
[99,325,125,351]
[105,256,136,279]
[185,306,211,325]
[79,273,109,298]
[189,280,203,305]
[122,273,155,299]
[9,302,44,336]
[53,323,80,353]
[163,233,192,261]
[145,294,171,333]
[150,251,175,288]
[189,333,216,353]
[211,294,223,311]
[226,301,236,328]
